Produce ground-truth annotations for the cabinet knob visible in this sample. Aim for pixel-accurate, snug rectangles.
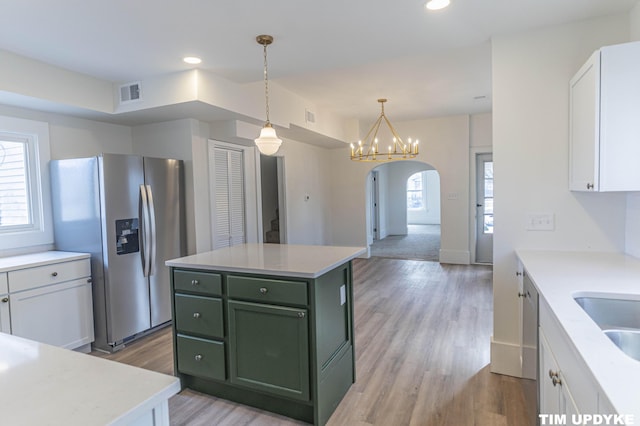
[191,279,199,286]
[298,312,305,319]
[51,271,58,277]
[194,354,203,361]
[1,297,8,303]
[518,292,527,298]
[193,312,201,319]
[586,183,594,190]
[548,369,562,386]
[259,287,268,294]
[515,271,522,277]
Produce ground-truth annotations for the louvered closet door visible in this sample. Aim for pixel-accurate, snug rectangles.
[213,147,246,249]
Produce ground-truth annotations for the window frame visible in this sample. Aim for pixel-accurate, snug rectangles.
[0,116,53,252]
[407,171,426,211]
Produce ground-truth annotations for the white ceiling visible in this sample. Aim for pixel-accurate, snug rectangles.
[0,0,638,123]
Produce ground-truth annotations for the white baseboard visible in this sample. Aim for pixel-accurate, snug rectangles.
[438,249,470,264]
[490,336,523,378]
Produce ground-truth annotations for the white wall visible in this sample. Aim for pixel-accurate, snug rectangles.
[491,14,630,376]
[329,114,473,264]
[276,138,331,245]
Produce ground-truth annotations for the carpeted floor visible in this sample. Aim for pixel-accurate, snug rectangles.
[370,224,440,262]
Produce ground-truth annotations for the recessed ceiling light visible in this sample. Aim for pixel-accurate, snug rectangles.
[426,0,450,11]
[183,56,202,65]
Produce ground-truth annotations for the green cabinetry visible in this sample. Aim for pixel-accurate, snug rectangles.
[170,261,355,425]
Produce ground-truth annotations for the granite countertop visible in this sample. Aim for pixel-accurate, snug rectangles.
[0,332,180,425]
[516,249,640,420]
[166,243,366,278]
[0,250,90,272]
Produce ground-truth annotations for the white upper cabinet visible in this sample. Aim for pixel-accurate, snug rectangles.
[569,41,640,192]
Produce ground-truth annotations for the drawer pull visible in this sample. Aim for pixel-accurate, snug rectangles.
[51,271,58,277]
[194,354,203,361]
[191,279,199,286]
[1,297,8,303]
[548,370,562,386]
[298,312,305,319]
[259,287,268,294]
[193,312,201,319]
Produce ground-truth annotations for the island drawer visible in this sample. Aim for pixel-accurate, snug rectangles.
[175,294,224,338]
[176,334,225,381]
[174,270,222,296]
[227,276,307,306]
[7,259,90,293]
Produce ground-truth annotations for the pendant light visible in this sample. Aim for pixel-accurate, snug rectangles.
[254,34,282,156]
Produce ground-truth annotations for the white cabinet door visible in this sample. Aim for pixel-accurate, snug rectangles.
[10,278,94,349]
[539,328,580,421]
[0,272,9,334]
[569,40,640,192]
[0,295,10,334]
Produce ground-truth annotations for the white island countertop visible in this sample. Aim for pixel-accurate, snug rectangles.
[0,332,180,425]
[516,250,640,420]
[166,243,366,278]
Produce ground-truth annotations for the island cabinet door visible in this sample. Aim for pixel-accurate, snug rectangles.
[227,300,310,401]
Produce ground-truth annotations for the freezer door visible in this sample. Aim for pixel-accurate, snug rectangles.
[144,157,185,327]
[99,154,151,343]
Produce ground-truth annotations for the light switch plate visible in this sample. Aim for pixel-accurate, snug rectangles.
[526,213,555,231]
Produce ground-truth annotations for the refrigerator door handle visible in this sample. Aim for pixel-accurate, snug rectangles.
[139,184,152,277]
[145,184,157,276]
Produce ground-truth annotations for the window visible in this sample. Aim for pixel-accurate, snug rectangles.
[0,137,32,228]
[0,116,52,251]
[483,161,494,234]
[407,172,425,210]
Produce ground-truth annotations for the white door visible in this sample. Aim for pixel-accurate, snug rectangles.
[212,146,246,249]
[475,153,493,263]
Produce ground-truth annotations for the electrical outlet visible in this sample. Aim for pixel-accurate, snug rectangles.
[526,213,555,231]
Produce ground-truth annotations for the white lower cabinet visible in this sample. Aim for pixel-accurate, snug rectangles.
[0,252,94,351]
[10,278,93,349]
[0,272,9,334]
[539,327,580,419]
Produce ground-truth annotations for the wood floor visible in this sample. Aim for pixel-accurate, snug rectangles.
[92,258,530,425]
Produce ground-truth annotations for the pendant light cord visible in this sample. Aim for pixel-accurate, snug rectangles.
[263,43,270,125]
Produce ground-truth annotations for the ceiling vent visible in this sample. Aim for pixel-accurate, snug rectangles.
[305,109,316,124]
[119,82,142,104]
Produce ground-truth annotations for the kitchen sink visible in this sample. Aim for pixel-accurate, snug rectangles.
[574,296,640,331]
[604,330,640,362]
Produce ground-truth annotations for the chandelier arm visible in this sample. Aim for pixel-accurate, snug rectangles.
[382,115,406,150]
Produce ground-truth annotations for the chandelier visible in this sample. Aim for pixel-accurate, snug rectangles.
[254,34,282,156]
[350,99,418,162]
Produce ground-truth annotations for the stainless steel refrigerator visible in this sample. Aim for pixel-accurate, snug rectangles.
[50,153,186,352]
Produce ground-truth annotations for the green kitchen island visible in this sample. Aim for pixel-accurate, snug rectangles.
[165,243,366,425]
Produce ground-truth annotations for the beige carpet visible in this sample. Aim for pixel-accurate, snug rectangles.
[370,224,440,262]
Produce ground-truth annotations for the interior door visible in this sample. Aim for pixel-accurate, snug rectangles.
[475,153,493,264]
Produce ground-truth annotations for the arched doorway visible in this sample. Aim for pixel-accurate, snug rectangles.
[367,161,441,262]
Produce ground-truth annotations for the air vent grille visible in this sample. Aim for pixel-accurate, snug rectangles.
[119,82,142,104]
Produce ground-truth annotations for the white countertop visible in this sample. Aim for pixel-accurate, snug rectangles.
[166,243,366,278]
[0,332,180,425]
[516,250,640,419]
[0,250,90,272]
